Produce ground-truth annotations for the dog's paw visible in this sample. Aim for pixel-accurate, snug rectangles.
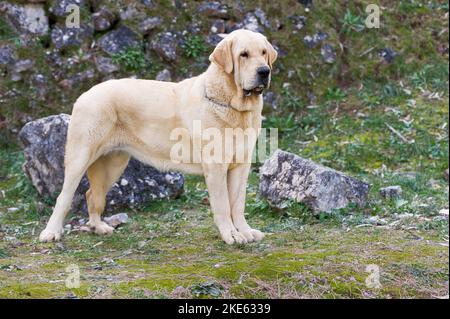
[87,221,114,235]
[220,228,248,245]
[39,227,63,242]
[238,228,265,243]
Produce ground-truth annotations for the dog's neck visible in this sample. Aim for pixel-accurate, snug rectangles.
[204,64,262,112]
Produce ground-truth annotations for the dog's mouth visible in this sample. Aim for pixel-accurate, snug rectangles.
[243,85,265,97]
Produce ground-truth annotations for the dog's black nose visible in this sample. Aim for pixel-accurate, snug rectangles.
[257,66,270,78]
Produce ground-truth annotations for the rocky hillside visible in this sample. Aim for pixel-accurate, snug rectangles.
[1,0,448,146]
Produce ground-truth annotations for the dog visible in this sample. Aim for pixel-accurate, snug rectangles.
[39,29,277,245]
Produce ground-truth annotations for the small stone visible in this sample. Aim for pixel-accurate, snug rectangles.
[92,7,116,32]
[120,178,129,186]
[150,31,178,62]
[155,69,172,82]
[94,56,119,74]
[7,207,19,213]
[439,209,449,218]
[138,17,163,34]
[259,149,370,213]
[379,48,399,63]
[303,31,328,48]
[289,15,306,30]
[104,213,129,228]
[49,0,85,18]
[0,44,17,66]
[444,169,449,181]
[12,59,34,73]
[51,23,93,50]
[321,43,337,63]
[98,26,141,55]
[210,19,226,34]
[197,1,230,19]
[379,186,402,199]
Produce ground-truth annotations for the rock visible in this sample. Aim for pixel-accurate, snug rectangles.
[259,150,370,213]
[155,69,172,82]
[17,114,184,213]
[241,12,263,33]
[0,2,49,35]
[321,43,336,63]
[104,213,129,228]
[51,23,93,49]
[150,31,178,62]
[10,59,34,81]
[254,8,271,29]
[94,56,119,74]
[119,4,146,21]
[210,19,226,34]
[379,186,402,199]
[197,1,230,19]
[379,48,398,63]
[13,59,34,73]
[49,0,85,18]
[205,34,223,47]
[263,91,280,110]
[439,209,449,218]
[138,17,163,34]
[303,31,328,48]
[289,15,306,30]
[98,26,142,55]
[92,7,116,31]
[443,169,449,181]
[0,44,17,66]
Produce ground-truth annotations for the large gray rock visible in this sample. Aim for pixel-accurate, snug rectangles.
[18,114,184,213]
[49,0,86,18]
[259,150,370,213]
[0,2,49,35]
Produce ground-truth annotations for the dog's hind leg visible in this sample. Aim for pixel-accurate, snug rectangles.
[85,151,130,235]
[39,147,94,242]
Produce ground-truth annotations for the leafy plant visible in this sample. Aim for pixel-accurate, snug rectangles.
[182,35,207,58]
[190,281,223,298]
[325,87,346,103]
[341,10,365,33]
[112,47,147,72]
[280,86,303,109]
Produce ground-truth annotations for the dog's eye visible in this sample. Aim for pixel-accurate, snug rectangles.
[262,49,267,55]
[240,52,248,58]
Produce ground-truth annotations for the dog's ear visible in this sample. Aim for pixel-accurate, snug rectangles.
[209,38,233,74]
[265,40,278,69]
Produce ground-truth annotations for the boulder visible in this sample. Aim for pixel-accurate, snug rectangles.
[98,26,142,55]
[0,2,49,35]
[259,150,370,213]
[18,114,184,213]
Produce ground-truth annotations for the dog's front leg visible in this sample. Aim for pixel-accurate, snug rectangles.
[203,164,248,244]
[228,163,265,242]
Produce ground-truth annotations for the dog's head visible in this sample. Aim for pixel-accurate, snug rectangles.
[209,29,277,97]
